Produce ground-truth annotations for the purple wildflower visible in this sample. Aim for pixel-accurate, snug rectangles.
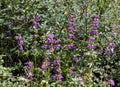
[67,27,75,31]
[72,57,79,63]
[32,22,40,27]
[19,46,23,51]
[41,63,46,70]
[51,74,58,79]
[47,38,55,44]
[68,13,76,21]
[54,44,62,49]
[55,39,61,44]
[28,76,33,81]
[107,42,116,47]
[93,18,100,23]
[18,40,25,45]
[108,80,115,86]
[24,61,33,69]
[68,34,76,39]
[105,49,115,54]
[67,22,76,27]
[16,35,23,40]
[91,24,100,29]
[78,77,86,83]
[57,74,64,79]
[83,53,88,58]
[41,45,49,49]
[69,71,76,76]
[33,13,41,21]
[87,37,95,43]
[56,68,62,73]
[52,60,60,66]
[93,14,99,18]
[89,30,99,35]
[67,43,76,49]
[68,17,76,21]
[87,45,94,49]
[52,74,64,80]
[47,34,55,39]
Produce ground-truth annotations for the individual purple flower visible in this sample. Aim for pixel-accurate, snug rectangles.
[68,34,76,39]
[54,44,62,49]
[52,60,60,66]
[47,38,55,44]
[93,14,99,18]
[19,46,24,51]
[47,34,55,39]
[78,77,86,83]
[87,45,94,49]
[57,74,64,79]
[105,49,115,54]
[18,40,25,45]
[32,22,40,27]
[68,13,76,21]
[51,74,57,79]
[70,65,76,69]
[89,30,99,35]
[91,24,100,29]
[28,76,33,81]
[72,57,79,63]
[56,68,62,73]
[67,43,76,49]
[49,46,54,52]
[69,71,76,76]
[55,39,61,44]
[67,22,76,27]
[68,17,76,21]
[111,25,117,29]
[5,31,11,35]
[41,63,46,70]
[70,13,76,18]
[33,13,41,21]
[24,61,33,69]
[16,35,23,40]
[87,37,95,43]
[107,42,116,47]
[83,53,88,58]
[67,27,75,31]
[93,18,100,23]
[111,33,117,37]
[41,45,49,49]
[108,80,115,86]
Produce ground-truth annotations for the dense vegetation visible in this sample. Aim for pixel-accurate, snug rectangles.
[0,0,120,87]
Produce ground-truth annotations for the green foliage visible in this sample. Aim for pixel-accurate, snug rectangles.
[0,0,120,87]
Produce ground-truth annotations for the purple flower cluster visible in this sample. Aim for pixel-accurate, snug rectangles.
[32,13,41,27]
[78,77,86,83]
[16,35,25,51]
[24,61,33,81]
[105,42,116,54]
[40,58,50,70]
[67,13,76,31]
[89,14,100,35]
[66,13,77,49]
[69,57,79,76]
[107,79,115,86]
[51,58,63,82]
[41,34,62,52]
[51,74,64,80]
[84,14,100,57]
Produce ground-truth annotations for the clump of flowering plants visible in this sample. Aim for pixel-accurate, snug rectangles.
[0,0,120,87]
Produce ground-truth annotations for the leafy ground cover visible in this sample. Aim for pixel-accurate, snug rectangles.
[0,0,120,87]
